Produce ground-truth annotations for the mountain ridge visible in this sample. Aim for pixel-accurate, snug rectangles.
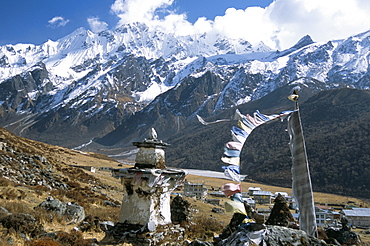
[165,87,370,198]
[1,24,370,153]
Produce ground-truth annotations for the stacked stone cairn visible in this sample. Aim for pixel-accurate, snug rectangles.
[100,128,188,245]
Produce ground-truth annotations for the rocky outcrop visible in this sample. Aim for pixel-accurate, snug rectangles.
[324,216,362,245]
[0,138,67,189]
[35,196,86,223]
[265,193,296,227]
[0,62,52,117]
[219,225,327,246]
[100,223,186,246]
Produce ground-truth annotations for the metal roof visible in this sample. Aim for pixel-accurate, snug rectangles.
[342,208,370,217]
[253,190,273,196]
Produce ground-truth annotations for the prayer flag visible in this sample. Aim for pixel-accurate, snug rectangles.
[223,148,241,158]
[288,110,317,237]
[221,156,240,166]
[221,182,242,197]
[226,141,243,151]
[222,165,241,182]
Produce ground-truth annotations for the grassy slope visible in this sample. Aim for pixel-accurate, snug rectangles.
[0,126,369,244]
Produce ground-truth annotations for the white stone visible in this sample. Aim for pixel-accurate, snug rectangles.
[135,147,165,167]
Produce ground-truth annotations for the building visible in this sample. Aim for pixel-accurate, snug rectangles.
[252,191,273,204]
[315,206,336,227]
[99,167,113,172]
[72,165,96,173]
[342,208,370,227]
[248,187,261,196]
[183,181,207,200]
[209,191,225,197]
[205,199,220,206]
[274,192,288,197]
[243,197,256,209]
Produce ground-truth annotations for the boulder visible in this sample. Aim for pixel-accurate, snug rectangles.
[36,196,66,216]
[325,227,362,245]
[65,202,85,223]
[35,196,85,223]
[219,225,327,246]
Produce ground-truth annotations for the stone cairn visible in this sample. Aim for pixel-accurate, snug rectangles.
[100,128,188,245]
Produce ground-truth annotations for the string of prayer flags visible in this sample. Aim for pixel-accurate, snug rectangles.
[197,109,295,182]
[221,109,296,180]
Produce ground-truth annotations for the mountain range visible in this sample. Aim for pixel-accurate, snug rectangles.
[1,23,370,198]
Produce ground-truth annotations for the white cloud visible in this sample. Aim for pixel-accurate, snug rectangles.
[110,0,174,25]
[48,16,70,28]
[109,0,370,50]
[87,17,109,33]
[267,0,370,49]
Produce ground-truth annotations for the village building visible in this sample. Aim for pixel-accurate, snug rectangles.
[183,181,207,200]
[248,187,261,196]
[241,192,249,198]
[243,197,256,209]
[287,197,298,210]
[341,208,370,227]
[274,192,288,197]
[205,198,220,206]
[252,190,273,204]
[315,206,336,227]
[72,165,96,173]
[98,166,113,172]
[209,190,225,197]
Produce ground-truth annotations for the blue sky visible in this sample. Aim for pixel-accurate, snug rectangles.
[0,0,272,46]
[1,0,370,50]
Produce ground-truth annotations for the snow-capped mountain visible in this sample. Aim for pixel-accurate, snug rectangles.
[1,23,370,149]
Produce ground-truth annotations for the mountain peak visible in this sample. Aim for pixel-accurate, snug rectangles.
[291,35,314,50]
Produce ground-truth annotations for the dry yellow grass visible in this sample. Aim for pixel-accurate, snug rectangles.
[184,174,369,207]
[1,124,369,244]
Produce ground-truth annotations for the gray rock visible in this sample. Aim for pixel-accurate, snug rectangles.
[219,225,327,246]
[65,202,85,223]
[326,227,362,245]
[36,197,67,215]
[35,197,85,223]
[100,221,115,232]
[265,193,295,227]
[38,232,58,239]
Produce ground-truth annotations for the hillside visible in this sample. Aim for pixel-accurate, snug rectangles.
[166,88,370,199]
[1,125,370,245]
[0,125,126,201]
